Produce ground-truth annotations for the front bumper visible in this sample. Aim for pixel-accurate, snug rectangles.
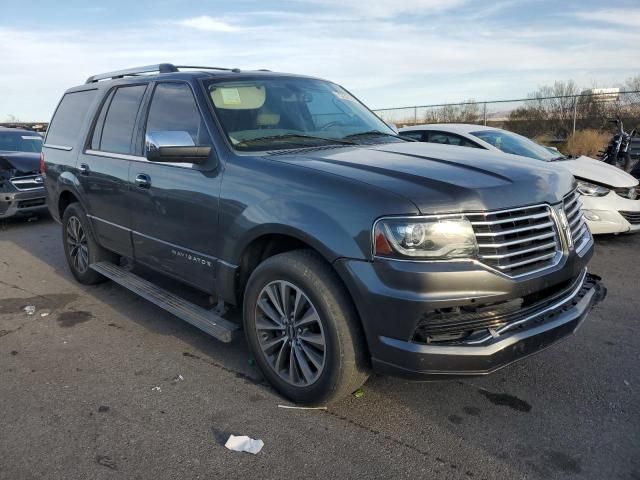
[335,245,602,379]
[581,191,640,234]
[0,187,47,219]
[373,272,605,378]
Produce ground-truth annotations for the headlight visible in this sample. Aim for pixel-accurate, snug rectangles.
[374,217,478,259]
[576,180,609,197]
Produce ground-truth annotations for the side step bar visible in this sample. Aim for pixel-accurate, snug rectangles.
[90,261,239,343]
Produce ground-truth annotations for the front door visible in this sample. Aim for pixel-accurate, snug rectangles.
[78,83,148,257]
[128,81,222,293]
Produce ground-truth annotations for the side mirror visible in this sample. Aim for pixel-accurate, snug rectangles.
[145,131,212,165]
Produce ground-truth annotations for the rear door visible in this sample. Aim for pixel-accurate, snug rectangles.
[79,83,148,257]
[128,81,221,292]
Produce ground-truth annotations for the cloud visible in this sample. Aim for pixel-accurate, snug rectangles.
[574,9,640,27]
[2,2,640,120]
[174,16,238,32]
[299,0,468,18]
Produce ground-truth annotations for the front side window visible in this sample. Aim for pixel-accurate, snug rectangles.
[471,129,562,161]
[0,131,43,152]
[204,77,399,151]
[145,83,211,147]
[93,85,147,155]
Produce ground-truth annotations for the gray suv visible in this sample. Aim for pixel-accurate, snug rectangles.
[0,127,47,220]
[43,64,605,404]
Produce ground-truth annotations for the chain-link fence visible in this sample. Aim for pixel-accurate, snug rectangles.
[373,91,640,141]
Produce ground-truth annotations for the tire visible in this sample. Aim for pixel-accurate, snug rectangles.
[243,250,370,405]
[62,202,118,285]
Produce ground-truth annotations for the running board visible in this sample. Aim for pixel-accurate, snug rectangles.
[90,261,239,343]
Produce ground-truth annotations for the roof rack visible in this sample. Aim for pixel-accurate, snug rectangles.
[85,63,243,84]
[175,65,241,73]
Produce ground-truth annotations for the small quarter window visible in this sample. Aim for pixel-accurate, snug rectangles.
[46,90,97,148]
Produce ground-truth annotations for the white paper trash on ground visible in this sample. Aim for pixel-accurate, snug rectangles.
[225,435,264,454]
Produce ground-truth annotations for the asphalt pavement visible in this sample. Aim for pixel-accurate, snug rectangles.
[1,214,638,479]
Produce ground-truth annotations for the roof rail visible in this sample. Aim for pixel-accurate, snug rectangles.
[85,63,246,84]
[86,63,178,83]
[175,65,242,73]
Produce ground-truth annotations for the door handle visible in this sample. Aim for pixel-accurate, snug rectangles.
[135,174,151,189]
[78,163,90,175]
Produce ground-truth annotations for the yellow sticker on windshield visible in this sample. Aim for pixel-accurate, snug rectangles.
[220,88,242,105]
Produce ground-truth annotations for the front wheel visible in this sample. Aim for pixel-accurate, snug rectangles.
[243,250,369,405]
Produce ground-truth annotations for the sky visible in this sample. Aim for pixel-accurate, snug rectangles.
[1,0,639,121]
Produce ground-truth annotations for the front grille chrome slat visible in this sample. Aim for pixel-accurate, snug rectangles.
[478,241,557,260]
[472,221,554,237]
[477,231,556,249]
[494,252,557,270]
[469,211,549,226]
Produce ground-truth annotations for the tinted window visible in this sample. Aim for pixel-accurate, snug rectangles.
[146,83,210,146]
[90,89,115,150]
[400,131,424,141]
[99,85,146,154]
[46,90,97,147]
[427,131,482,148]
[0,131,43,152]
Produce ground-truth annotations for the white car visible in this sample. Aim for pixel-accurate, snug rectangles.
[399,124,640,234]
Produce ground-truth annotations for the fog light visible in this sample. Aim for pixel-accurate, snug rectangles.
[583,211,601,221]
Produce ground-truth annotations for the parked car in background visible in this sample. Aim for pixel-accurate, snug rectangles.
[0,127,47,220]
[44,64,604,404]
[400,124,640,234]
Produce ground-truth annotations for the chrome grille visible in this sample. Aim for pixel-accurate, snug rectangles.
[563,189,589,249]
[10,174,44,191]
[468,204,561,277]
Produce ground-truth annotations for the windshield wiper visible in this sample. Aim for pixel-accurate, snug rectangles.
[343,130,415,141]
[237,134,356,147]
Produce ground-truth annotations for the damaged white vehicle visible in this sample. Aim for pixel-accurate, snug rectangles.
[399,124,640,234]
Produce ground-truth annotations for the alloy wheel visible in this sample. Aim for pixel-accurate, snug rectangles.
[66,216,89,274]
[255,280,326,386]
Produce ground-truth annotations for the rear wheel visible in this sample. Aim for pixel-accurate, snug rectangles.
[62,203,117,285]
[243,250,369,405]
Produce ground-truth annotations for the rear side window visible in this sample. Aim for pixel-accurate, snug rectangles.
[427,131,482,148]
[46,90,97,148]
[92,85,147,155]
[145,83,211,146]
[400,131,424,141]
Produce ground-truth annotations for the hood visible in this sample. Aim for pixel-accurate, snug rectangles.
[0,151,41,175]
[270,142,575,214]
[556,155,638,188]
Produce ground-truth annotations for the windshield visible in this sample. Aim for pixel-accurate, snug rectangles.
[205,77,397,151]
[0,131,43,153]
[471,129,562,161]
